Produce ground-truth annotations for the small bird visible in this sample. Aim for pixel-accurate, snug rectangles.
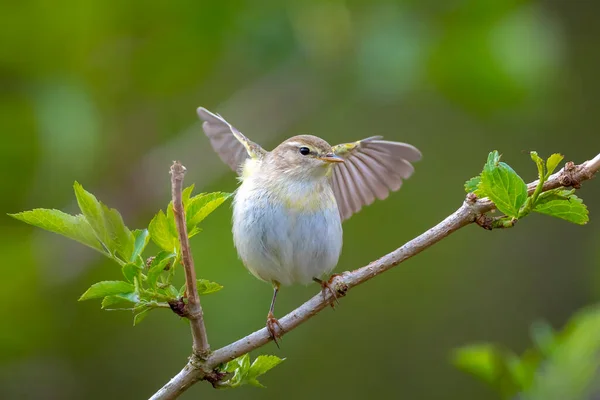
[197,107,421,344]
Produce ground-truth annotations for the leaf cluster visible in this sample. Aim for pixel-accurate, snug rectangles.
[9,183,230,325]
[465,151,588,226]
[219,354,285,389]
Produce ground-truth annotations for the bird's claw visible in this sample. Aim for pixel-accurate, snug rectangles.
[315,277,340,308]
[266,312,285,348]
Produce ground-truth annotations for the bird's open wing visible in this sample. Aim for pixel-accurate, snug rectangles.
[197,107,265,175]
[331,136,421,221]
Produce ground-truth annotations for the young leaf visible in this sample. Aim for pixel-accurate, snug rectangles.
[186,192,231,230]
[121,263,141,283]
[73,182,135,262]
[102,204,135,261]
[182,184,195,207]
[101,293,138,309]
[166,285,179,299]
[149,210,178,252]
[221,354,251,388]
[546,153,564,176]
[247,355,285,388]
[464,176,483,195]
[166,202,178,243]
[197,279,223,295]
[147,251,176,288]
[9,209,103,253]
[79,281,135,301]
[479,151,528,218]
[133,308,151,326]
[530,151,545,179]
[74,182,111,248]
[453,344,521,398]
[131,229,150,263]
[221,354,284,389]
[533,190,589,225]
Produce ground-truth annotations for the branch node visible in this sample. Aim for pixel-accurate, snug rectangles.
[559,161,580,188]
[466,192,478,204]
[329,274,349,297]
[475,214,494,230]
[168,298,186,317]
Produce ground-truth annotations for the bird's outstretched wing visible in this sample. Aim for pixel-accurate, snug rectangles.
[197,107,266,175]
[331,136,421,221]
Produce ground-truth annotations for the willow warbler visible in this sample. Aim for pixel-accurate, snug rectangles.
[197,107,421,344]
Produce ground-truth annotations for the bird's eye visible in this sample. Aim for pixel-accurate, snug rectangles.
[299,147,310,156]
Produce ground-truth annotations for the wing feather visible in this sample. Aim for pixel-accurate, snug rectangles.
[197,107,263,175]
[347,155,376,206]
[331,138,421,221]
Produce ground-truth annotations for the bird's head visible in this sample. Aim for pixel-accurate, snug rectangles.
[267,135,344,180]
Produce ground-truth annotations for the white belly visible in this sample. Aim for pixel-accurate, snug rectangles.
[232,178,343,286]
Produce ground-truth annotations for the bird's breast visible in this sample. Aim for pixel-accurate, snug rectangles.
[231,175,342,286]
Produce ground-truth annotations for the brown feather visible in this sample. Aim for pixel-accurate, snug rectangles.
[331,138,421,221]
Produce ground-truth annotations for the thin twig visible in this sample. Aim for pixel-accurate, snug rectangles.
[151,153,600,400]
[170,161,210,357]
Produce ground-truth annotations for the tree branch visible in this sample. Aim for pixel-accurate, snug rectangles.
[151,153,599,400]
[170,161,210,357]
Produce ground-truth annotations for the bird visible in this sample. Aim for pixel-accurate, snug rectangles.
[197,107,421,345]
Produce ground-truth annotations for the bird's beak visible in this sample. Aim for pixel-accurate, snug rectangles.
[318,153,345,163]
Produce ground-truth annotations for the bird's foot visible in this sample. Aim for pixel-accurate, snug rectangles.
[266,311,285,348]
[314,277,340,308]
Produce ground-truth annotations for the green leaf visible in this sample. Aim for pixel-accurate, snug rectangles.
[523,305,600,400]
[464,175,483,195]
[530,320,556,356]
[188,226,202,238]
[73,182,135,262]
[9,209,103,253]
[131,229,149,263]
[186,192,231,230]
[121,263,141,283]
[149,210,178,252]
[197,279,223,295]
[79,281,135,301]
[221,354,284,389]
[102,204,134,261]
[182,184,195,207]
[101,293,138,309]
[530,151,545,179]
[546,153,564,176]
[133,308,151,326]
[74,182,111,249]
[533,190,589,225]
[166,285,179,299]
[247,355,285,388]
[166,202,178,242]
[147,251,176,288]
[479,151,528,218]
[453,344,502,385]
[453,343,521,398]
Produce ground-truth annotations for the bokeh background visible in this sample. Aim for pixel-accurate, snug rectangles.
[1,0,599,399]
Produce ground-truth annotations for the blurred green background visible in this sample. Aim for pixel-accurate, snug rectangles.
[1,0,599,398]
